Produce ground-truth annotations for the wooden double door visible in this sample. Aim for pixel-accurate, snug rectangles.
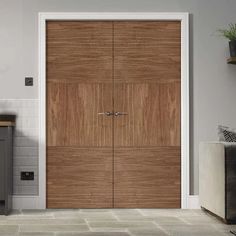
[46,21,181,208]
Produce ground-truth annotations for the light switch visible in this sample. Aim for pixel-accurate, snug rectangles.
[25,77,33,86]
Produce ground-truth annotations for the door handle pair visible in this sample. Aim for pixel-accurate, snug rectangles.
[98,112,128,116]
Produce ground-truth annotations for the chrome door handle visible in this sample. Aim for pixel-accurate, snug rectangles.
[114,112,128,116]
[98,111,113,116]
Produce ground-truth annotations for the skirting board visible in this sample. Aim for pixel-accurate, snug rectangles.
[187,195,200,209]
[13,195,200,210]
[12,196,41,210]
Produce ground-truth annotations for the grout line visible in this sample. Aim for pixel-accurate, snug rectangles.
[111,211,121,222]
[136,209,146,216]
[84,219,92,232]
[152,221,160,228]
[15,209,22,235]
[126,229,135,236]
[153,221,171,236]
[178,216,192,225]
[138,209,148,217]
[18,224,21,233]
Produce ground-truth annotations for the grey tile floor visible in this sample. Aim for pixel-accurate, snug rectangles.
[0,209,235,236]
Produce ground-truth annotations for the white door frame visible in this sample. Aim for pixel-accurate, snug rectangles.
[38,12,190,209]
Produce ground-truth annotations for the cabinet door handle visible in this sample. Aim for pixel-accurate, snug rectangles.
[98,111,113,116]
[114,112,128,116]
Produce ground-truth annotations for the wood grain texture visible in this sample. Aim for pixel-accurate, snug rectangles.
[47,147,113,208]
[113,21,181,208]
[114,21,181,83]
[114,82,181,147]
[114,147,181,208]
[46,21,113,208]
[47,82,113,147]
[47,21,113,83]
[0,122,15,127]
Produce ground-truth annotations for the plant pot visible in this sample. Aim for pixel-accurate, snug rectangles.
[229,40,236,57]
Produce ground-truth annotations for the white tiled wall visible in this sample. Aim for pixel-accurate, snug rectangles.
[0,99,39,195]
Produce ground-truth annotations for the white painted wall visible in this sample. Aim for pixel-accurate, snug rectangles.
[1,0,236,194]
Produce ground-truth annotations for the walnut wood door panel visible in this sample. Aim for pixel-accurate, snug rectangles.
[47,82,113,147]
[46,21,113,208]
[47,147,113,208]
[47,21,113,84]
[113,21,181,208]
[114,82,181,147]
[114,147,181,208]
[113,21,181,83]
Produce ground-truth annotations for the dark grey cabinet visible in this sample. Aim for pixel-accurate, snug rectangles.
[0,116,15,215]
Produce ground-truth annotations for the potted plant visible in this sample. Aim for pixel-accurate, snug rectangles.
[219,23,236,57]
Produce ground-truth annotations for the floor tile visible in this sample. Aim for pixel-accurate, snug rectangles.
[70,212,117,221]
[56,232,130,236]
[19,224,89,233]
[140,209,200,217]
[0,209,233,236]
[80,209,111,213]
[18,233,55,236]
[112,209,148,221]
[111,209,142,215]
[179,215,221,225]
[154,216,189,226]
[161,225,225,236]
[21,210,54,216]
[0,225,18,236]
[128,227,168,236]
[212,223,236,234]
[88,221,155,230]
[0,218,85,225]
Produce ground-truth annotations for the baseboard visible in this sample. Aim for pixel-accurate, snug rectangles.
[187,195,200,209]
[13,195,200,210]
[12,196,41,209]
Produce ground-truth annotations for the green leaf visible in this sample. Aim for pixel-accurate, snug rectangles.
[218,23,236,41]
